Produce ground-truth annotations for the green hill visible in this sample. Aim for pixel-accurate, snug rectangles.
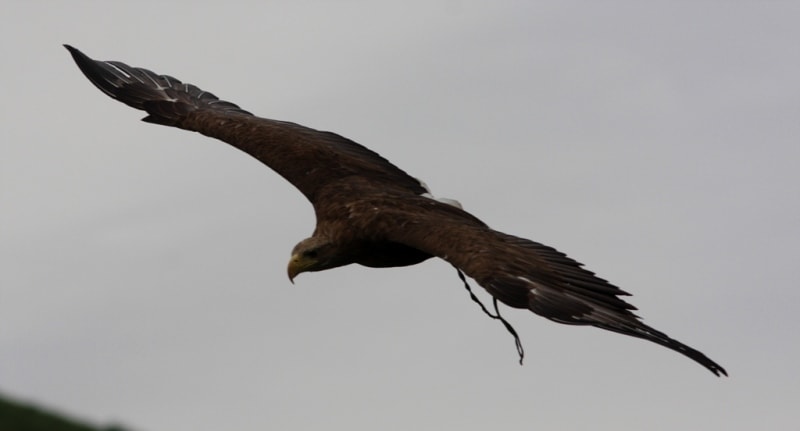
[0,393,131,431]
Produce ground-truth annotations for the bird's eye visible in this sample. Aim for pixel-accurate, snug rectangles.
[304,250,318,259]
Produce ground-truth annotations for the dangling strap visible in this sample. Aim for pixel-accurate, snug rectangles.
[456,268,525,365]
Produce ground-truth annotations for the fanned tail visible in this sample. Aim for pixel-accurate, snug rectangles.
[64,45,251,127]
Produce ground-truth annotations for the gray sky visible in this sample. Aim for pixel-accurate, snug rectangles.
[2,1,798,430]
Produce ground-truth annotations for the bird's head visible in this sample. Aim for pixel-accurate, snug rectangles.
[287,236,341,283]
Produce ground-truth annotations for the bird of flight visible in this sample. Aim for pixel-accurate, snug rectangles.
[65,45,726,377]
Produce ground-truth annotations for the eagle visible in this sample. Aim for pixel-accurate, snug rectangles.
[65,45,726,377]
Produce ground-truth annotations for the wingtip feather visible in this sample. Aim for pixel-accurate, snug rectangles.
[64,44,91,67]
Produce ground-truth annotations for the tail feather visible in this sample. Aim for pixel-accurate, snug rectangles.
[64,45,251,126]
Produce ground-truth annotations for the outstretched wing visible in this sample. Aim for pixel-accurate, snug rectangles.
[64,45,428,204]
[365,197,727,376]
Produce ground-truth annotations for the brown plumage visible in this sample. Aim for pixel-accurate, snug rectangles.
[65,45,727,377]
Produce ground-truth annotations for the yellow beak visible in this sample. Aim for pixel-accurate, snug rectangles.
[287,254,300,283]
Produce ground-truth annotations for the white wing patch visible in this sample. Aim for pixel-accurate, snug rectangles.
[517,276,538,294]
[415,177,463,209]
[105,62,132,79]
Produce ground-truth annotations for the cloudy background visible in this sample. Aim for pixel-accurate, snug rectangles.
[2,1,798,430]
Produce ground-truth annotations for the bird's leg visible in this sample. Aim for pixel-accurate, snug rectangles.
[455,268,525,365]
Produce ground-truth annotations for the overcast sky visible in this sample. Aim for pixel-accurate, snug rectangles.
[2,1,799,430]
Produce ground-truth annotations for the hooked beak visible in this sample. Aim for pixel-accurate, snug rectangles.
[287,253,307,284]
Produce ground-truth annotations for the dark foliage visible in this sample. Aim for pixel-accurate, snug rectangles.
[0,393,131,431]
